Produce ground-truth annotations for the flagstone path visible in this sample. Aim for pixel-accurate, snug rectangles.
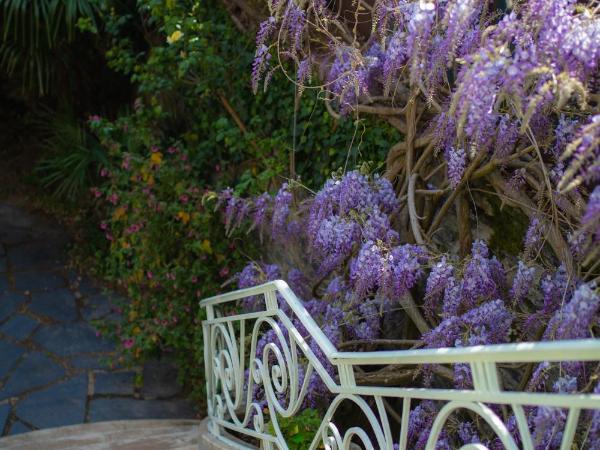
[0,203,196,437]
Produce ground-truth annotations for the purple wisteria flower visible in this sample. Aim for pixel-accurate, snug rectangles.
[237,262,281,310]
[350,241,384,297]
[424,256,454,319]
[445,146,466,188]
[424,299,513,349]
[271,183,292,237]
[461,240,502,308]
[582,185,600,240]
[511,261,535,304]
[524,217,542,253]
[252,44,271,94]
[532,406,566,449]
[251,192,271,231]
[543,282,599,341]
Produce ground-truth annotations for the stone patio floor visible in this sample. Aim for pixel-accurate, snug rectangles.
[0,203,197,437]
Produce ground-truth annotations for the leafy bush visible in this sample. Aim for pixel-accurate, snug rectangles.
[34,109,107,200]
[0,0,100,96]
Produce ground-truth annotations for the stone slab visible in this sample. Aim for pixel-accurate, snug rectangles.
[71,275,101,297]
[94,371,135,396]
[0,292,27,322]
[89,398,196,422]
[82,293,116,322]
[0,340,25,380]
[0,419,201,450]
[142,360,182,399]
[70,354,116,370]
[8,420,32,435]
[8,241,65,271]
[0,315,38,340]
[0,274,9,293]
[0,352,65,400]
[0,402,9,433]
[13,271,65,292]
[16,375,87,429]
[33,323,114,357]
[29,288,77,322]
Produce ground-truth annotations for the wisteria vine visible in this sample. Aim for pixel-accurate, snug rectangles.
[214,0,600,448]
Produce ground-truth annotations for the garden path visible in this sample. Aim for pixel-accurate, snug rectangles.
[0,203,196,437]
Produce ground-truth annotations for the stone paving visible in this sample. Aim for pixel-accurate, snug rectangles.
[0,203,196,437]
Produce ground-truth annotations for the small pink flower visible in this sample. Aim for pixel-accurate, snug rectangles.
[179,194,189,203]
[107,193,119,205]
[91,187,102,198]
[127,223,141,234]
[167,146,178,154]
[100,222,108,231]
[95,330,101,337]
[100,167,110,177]
[151,145,160,153]
[219,267,230,278]
[89,115,101,123]
[105,233,114,241]
[122,157,130,170]
[191,276,198,284]
[147,271,153,279]
[215,164,221,172]
[122,338,135,349]
[180,154,188,161]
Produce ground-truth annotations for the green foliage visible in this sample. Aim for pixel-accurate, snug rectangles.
[267,409,324,450]
[35,110,107,200]
[0,0,101,96]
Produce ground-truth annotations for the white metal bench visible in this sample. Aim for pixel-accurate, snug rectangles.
[201,280,600,450]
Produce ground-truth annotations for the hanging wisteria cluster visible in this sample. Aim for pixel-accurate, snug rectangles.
[214,0,600,447]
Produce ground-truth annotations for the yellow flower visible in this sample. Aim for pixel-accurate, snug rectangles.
[132,326,142,336]
[150,152,163,166]
[200,239,213,254]
[113,206,127,220]
[177,210,190,224]
[128,310,138,321]
[167,30,183,44]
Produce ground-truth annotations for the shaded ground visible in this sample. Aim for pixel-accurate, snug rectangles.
[0,203,196,436]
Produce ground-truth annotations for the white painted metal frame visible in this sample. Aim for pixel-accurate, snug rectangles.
[200,280,600,450]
